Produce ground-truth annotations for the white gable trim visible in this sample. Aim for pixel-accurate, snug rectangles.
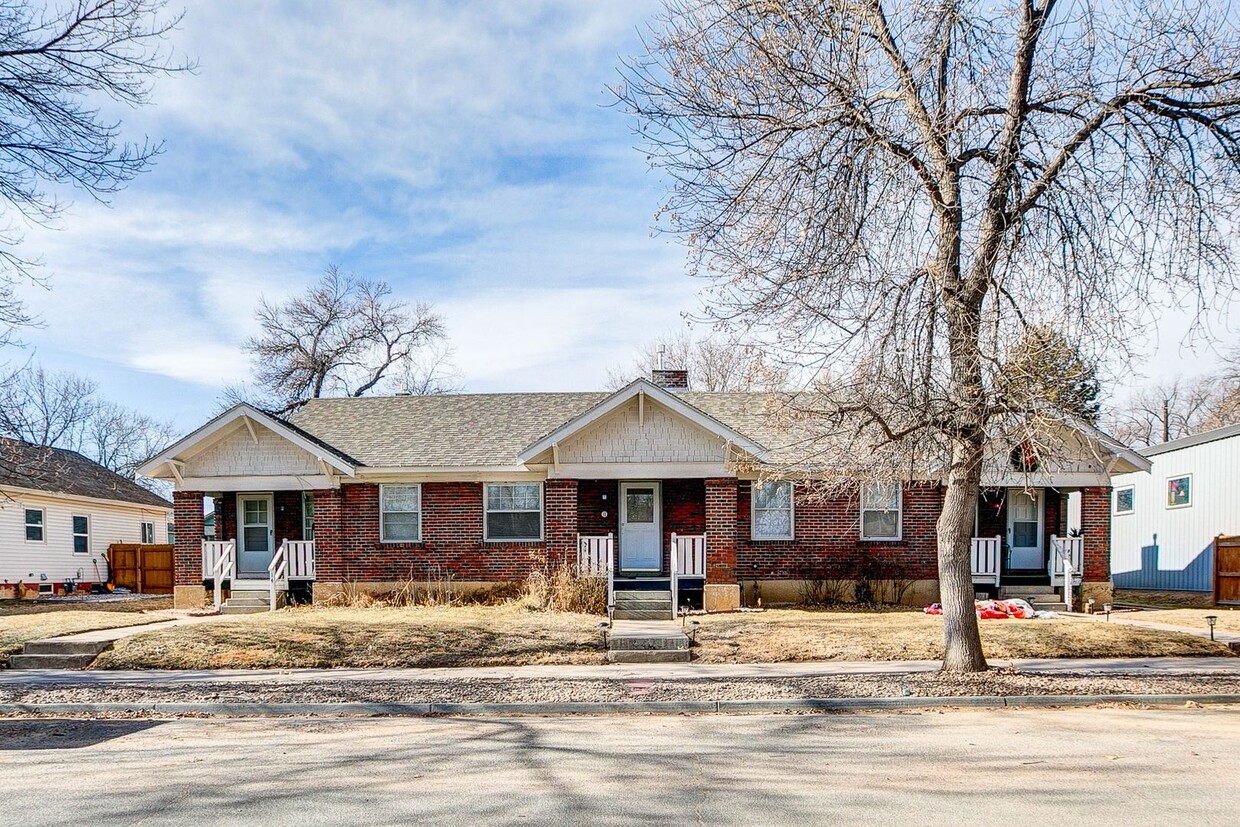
[138,404,356,480]
[517,379,768,464]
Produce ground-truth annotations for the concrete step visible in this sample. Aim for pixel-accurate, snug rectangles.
[612,609,674,621]
[7,653,100,669]
[1001,585,1056,596]
[223,597,269,606]
[228,591,270,600]
[613,598,673,611]
[220,604,270,615]
[614,590,671,601]
[608,649,691,663]
[22,639,111,656]
[608,621,690,651]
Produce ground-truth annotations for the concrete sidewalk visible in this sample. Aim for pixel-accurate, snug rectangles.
[1,655,1237,685]
[1073,612,1240,648]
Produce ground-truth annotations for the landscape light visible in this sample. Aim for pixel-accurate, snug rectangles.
[1206,615,1218,641]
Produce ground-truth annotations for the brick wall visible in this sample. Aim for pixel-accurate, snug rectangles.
[705,478,738,583]
[545,479,577,567]
[1081,486,1111,580]
[173,491,205,586]
[577,479,618,537]
[735,481,943,581]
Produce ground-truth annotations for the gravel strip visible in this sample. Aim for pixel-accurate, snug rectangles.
[4,670,1240,706]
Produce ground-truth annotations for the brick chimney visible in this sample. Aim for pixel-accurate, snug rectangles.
[650,369,689,390]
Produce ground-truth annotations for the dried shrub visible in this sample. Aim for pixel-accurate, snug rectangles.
[522,560,606,615]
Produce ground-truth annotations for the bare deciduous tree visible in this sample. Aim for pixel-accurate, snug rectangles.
[618,1,1240,671]
[1108,374,1240,447]
[0,0,188,345]
[607,329,787,390]
[240,265,450,413]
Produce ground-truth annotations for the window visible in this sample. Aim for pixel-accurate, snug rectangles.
[167,524,176,544]
[24,509,44,542]
[1115,486,1135,515]
[752,481,793,540]
[1167,475,1192,509]
[72,516,89,554]
[303,492,315,541]
[485,483,542,541]
[860,483,902,541]
[141,522,155,544]
[380,484,422,542]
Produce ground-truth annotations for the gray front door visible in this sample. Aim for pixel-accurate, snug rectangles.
[237,494,274,578]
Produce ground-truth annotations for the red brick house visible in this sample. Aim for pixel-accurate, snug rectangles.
[140,373,1148,613]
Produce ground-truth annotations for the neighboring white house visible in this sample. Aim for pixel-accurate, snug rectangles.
[1110,423,1240,596]
[0,438,173,594]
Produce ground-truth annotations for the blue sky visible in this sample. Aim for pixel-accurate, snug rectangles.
[8,0,1229,433]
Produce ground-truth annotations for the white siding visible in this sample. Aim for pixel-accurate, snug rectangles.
[1111,434,1240,591]
[558,396,726,464]
[0,490,172,585]
[185,421,320,477]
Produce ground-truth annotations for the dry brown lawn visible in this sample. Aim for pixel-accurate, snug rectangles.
[1128,608,1240,634]
[690,608,1233,663]
[95,604,607,670]
[1,612,169,661]
[0,597,173,616]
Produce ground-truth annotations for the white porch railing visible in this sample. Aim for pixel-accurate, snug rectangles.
[671,532,706,618]
[1049,534,1084,610]
[203,540,236,610]
[268,540,316,611]
[577,533,615,619]
[971,536,1002,586]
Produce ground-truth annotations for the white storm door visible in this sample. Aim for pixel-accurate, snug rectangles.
[1006,488,1043,569]
[619,482,661,572]
[237,494,275,578]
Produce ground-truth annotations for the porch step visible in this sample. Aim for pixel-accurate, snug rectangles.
[220,604,270,615]
[7,653,101,669]
[1000,585,1055,597]
[613,589,673,620]
[8,637,112,669]
[607,620,691,663]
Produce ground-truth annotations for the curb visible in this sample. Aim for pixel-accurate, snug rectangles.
[2,694,1239,718]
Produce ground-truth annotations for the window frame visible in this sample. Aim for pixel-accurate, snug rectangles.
[751,480,795,541]
[1166,474,1193,510]
[483,482,544,543]
[379,483,423,543]
[72,515,90,555]
[859,483,903,542]
[24,508,45,543]
[1114,485,1135,516]
[140,521,155,544]
[302,491,315,541]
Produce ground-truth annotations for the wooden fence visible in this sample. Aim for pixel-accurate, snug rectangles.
[1215,535,1240,606]
[107,544,175,594]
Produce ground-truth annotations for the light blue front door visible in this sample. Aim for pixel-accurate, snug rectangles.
[237,494,274,578]
[619,482,661,572]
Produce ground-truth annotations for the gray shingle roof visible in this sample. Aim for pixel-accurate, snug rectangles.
[287,391,790,468]
[0,438,172,508]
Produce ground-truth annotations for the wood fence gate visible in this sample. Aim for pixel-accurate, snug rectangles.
[1215,535,1240,606]
[107,544,175,594]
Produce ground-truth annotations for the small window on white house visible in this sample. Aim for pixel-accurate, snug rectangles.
[1167,475,1192,509]
[25,509,44,542]
[860,484,902,541]
[72,516,90,554]
[1115,486,1135,515]
[141,522,155,544]
[485,483,543,541]
[752,481,794,540]
[380,484,422,542]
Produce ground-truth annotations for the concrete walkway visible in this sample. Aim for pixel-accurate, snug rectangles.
[1,655,1237,685]
[23,613,220,648]
[1071,612,1240,647]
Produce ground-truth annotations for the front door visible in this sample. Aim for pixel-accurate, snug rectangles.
[237,494,275,579]
[1006,488,1043,569]
[619,482,661,573]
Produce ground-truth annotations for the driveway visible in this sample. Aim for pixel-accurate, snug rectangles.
[0,706,1237,825]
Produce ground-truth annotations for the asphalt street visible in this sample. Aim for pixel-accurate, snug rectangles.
[0,706,1236,826]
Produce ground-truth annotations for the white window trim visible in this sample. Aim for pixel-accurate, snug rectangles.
[484,482,544,543]
[72,514,90,555]
[751,480,794,541]
[860,484,903,541]
[1114,485,1135,516]
[24,508,45,543]
[1166,474,1193,510]
[380,483,423,543]
[302,491,315,541]
[140,521,155,544]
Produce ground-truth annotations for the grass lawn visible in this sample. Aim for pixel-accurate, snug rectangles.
[1,611,170,662]
[94,605,606,669]
[1128,608,1240,634]
[689,608,1234,663]
[0,597,173,616]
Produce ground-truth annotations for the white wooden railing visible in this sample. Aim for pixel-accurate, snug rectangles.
[203,540,236,610]
[268,540,316,611]
[971,536,1002,586]
[670,532,706,618]
[577,533,615,619]
[1049,534,1084,610]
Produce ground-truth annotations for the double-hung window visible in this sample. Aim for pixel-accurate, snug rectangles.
[860,483,902,541]
[752,481,793,540]
[380,485,422,542]
[141,522,155,544]
[485,483,543,541]
[72,516,90,554]
[25,509,44,542]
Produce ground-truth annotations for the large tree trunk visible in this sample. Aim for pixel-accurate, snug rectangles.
[936,437,988,672]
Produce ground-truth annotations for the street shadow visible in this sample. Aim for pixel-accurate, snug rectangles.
[0,719,161,750]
